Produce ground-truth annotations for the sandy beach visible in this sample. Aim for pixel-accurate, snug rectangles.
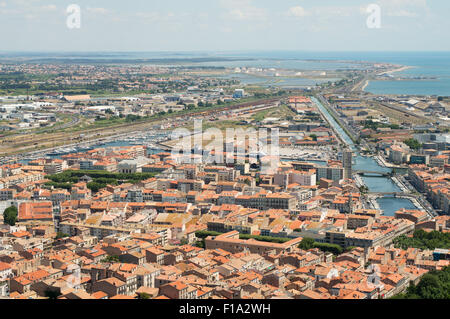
[361,80,369,91]
[364,65,415,92]
[378,65,415,76]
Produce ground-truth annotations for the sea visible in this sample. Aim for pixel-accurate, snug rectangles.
[5,51,448,95]
[195,51,450,96]
[361,51,450,96]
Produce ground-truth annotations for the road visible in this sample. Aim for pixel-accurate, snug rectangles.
[376,101,429,121]
[350,75,369,92]
[59,114,81,129]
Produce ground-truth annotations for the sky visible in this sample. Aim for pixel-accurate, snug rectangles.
[0,0,449,52]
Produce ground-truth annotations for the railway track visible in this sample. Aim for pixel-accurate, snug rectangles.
[0,98,282,157]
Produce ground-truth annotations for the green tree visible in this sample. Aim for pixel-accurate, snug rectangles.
[299,237,315,250]
[137,292,151,299]
[3,206,18,226]
[87,182,106,193]
[101,255,120,263]
[55,232,69,239]
[359,185,369,194]
[415,274,443,299]
[298,237,343,254]
[314,242,343,255]
[195,230,224,239]
[392,267,450,299]
[194,240,205,249]
[403,138,422,151]
[393,230,450,250]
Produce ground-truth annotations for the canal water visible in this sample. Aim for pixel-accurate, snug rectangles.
[312,97,417,216]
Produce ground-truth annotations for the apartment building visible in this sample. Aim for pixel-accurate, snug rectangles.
[159,281,197,299]
[205,231,303,254]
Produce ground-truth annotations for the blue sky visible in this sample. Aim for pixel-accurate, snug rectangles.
[0,0,448,52]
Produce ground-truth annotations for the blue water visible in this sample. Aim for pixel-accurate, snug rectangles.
[195,59,367,71]
[363,51,450,96]
[353,155,391,174]
[367,80,449,96]
[9,51,448,95]
[19,140,164,164]
[211,51,450,96]
[312,97,356,149]
[312,96,417,216]
[218,73,339,88]
[361,176,401,193]
[377,197,417,216]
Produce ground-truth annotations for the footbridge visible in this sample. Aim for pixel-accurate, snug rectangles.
[368,192,418,198]
[355,170,391,177]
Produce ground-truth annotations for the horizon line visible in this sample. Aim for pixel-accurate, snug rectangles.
[1,50,450,54]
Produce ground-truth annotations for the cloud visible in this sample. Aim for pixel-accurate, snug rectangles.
[0,2,57,18]
[197,12,208,19]
[378,0,428,17]
[220,0,267,21]
[135,11,188,23]
[387,10,418,17]
[287,6,309,18]
[136,12,160,19]
[40,5,56,12]
[227,8,267,21]
[311,6,356,18]
[380,0,427,7]
[220,26,233,33]
[286,4,364,20]
[87,7,109,15]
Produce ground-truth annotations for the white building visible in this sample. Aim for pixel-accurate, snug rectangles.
[117,156,151,173]
[233,89,245,98]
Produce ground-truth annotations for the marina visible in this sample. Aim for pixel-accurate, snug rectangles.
[17,130,172,164]
[312,96,422,216]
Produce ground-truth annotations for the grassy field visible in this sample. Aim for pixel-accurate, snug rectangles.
[367,102,431,126]
[163,104,293,149]
[251,104,295,122]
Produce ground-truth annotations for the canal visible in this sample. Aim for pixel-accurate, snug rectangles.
[312,97,418,216]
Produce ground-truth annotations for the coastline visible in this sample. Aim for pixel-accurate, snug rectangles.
[363,65,415,93]
[379,65,415,76]
[361,80,369,91]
